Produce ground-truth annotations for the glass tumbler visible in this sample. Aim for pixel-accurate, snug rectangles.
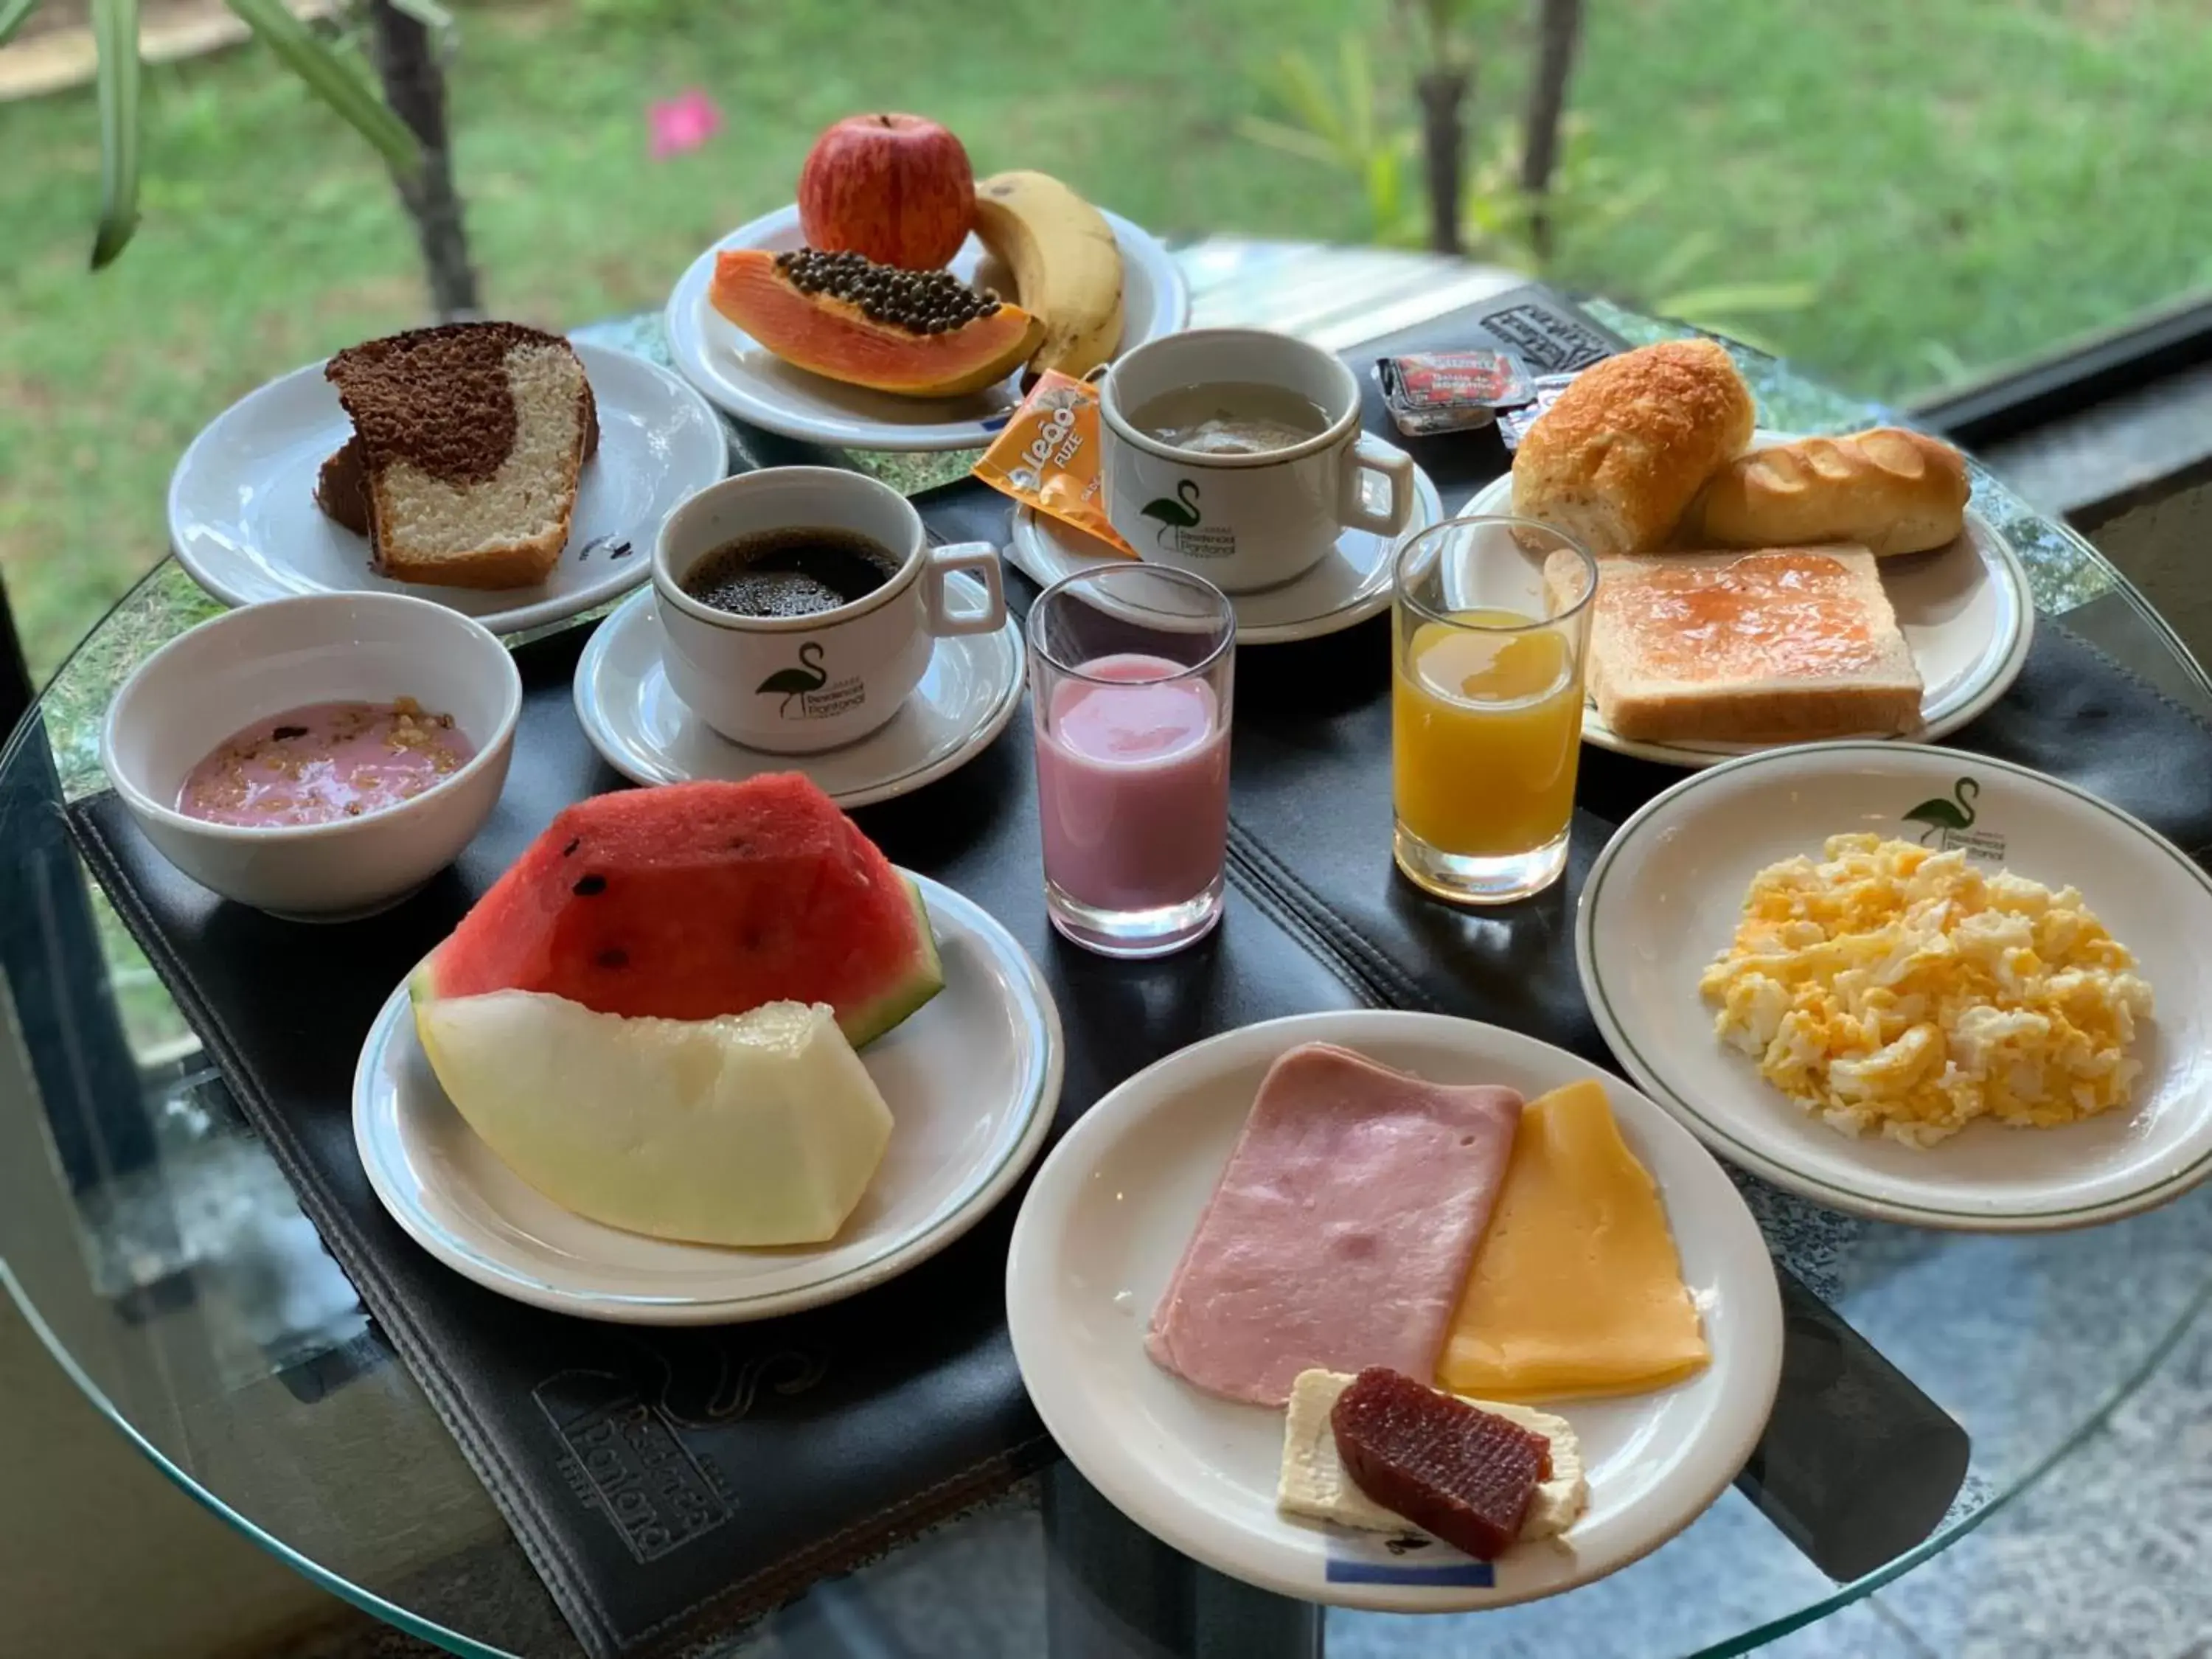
[1028,566,1237,958]
[1391,515,1597,905]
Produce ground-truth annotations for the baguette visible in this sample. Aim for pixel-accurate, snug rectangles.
[1511,339,1755,559]
[1550,545,1922,745]
[1683,428,1968,557]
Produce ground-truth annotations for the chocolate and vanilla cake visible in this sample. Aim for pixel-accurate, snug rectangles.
[316,322,598,591]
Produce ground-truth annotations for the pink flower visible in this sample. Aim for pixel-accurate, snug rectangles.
[648,90,723,160]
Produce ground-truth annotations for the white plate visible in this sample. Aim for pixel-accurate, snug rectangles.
[572,579,1022,804]
[169,344,728,635]
[1577,742,2212,1230]
[1466,432,2034,766]
[355,874,1062,1323]
[664,203,1189,451]
[1006,462,1444,645]
[1004,1010,1783,1612]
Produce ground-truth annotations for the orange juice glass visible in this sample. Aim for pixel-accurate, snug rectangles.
[1391,516,1596,904]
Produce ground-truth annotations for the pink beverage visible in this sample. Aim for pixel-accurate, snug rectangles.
[1035,653,1230,914]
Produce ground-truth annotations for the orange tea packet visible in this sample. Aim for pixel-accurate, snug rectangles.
[972,371,1137,558]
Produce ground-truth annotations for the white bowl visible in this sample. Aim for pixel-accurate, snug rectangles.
[100,593,522,919]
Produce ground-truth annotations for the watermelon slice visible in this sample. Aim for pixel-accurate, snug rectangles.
[414,776,942,1045]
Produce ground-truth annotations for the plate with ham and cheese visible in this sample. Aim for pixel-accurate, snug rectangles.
[1004,1010,1784,1613]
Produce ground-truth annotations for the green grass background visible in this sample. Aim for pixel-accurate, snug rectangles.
[3,0,2208,682]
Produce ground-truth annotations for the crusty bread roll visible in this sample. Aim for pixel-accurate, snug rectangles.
[1683,428,1969,557]
[1547,545,1922,745]
[1512,339,1755,559]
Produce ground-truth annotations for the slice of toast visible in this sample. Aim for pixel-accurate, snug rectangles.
[1550,545,1922,745]
[323,323,594,590]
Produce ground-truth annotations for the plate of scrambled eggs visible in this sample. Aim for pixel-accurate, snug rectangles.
[1576,742,2212,1229]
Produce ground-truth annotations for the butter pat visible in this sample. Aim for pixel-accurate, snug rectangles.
[1276,1368,1587,1543]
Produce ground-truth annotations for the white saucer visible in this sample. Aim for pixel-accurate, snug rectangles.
[1006,462,1442,644]
[573,578,1023,806]
[168,343,728,635]
[664,203,1189,452]
[1467,432,2035,766]
[1005,1010,1783,1613]
[1578,742,2212,1231]
[356,872,1063,1324]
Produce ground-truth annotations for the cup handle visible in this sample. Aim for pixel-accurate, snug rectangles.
[1337,434,1416,537]
[923,541,1009,637]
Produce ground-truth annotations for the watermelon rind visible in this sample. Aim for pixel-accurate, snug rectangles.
[838,875,944,1047]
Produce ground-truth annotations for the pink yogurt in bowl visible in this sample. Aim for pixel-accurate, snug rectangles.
[178,698,478,828]
[102,593,522,919]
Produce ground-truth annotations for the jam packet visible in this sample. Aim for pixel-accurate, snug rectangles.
[972,371,1136,557]
[1374,349,1535,437]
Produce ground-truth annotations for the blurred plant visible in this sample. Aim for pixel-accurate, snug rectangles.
[0,0,477,313]
[1242,36,1816,348]
[1396,0,1508,254]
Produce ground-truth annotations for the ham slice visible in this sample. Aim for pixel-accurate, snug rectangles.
[1146,1043,1522,1406]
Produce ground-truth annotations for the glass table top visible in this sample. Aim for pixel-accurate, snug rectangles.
[4,244,2211,1659]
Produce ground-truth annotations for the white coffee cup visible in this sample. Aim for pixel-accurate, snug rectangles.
[1099,328,1416,593]
[653,467,1006,754]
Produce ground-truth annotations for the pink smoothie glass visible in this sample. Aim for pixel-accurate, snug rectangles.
[1028,566,1236,958]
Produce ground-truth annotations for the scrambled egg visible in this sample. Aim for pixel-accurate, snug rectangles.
[1698,834,2153,1147]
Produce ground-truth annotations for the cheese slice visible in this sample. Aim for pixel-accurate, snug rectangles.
[1439,1079,1709,1399]
[1276,1368,1587,1542]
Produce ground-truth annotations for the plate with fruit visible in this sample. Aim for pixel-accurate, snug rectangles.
[355,776,1064,1323]
[664,112,1188,451]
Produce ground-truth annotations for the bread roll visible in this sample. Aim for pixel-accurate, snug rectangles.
[1511,339,1755,559]
[1684,428,1968,557]
[1548,546,1922,745]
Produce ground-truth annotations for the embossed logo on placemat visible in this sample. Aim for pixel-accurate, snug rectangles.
[535,1349,830,1564]
[538,1371,736,1564]
[1475,302,1618,375]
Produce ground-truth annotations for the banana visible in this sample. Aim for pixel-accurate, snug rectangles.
[971,170,1125,379]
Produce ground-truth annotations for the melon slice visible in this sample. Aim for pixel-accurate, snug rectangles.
[417,776,942,1045]
[708,248,1043,397]
[417,993,893,1247]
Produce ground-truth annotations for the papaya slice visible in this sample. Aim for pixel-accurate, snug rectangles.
[709,248,1044,399]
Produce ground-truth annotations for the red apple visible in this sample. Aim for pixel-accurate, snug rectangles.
[797,112,974,271]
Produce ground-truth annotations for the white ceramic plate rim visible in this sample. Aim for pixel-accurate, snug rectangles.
[1004,1009,1784,1613]
[167,344,728,634]
[1006,465,1444,644]
[354,873,1063,1322]
[1465,436,2034,766]
[663,202,1189,451]
[1576,740,2212,1230]
[570,582,1024,804]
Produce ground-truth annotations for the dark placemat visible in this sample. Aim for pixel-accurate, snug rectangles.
[69,609,1375,1659]
[67,288,2165,1652]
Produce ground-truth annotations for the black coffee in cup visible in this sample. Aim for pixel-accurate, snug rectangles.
[683,528,902,619]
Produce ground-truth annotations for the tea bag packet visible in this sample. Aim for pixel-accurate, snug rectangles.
[973,372,1137,557]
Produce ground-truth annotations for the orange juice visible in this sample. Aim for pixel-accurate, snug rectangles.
[1393,608,1583,858]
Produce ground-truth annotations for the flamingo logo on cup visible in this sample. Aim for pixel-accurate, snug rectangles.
[653,467,1006,754]
[1099,327,1416,593]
